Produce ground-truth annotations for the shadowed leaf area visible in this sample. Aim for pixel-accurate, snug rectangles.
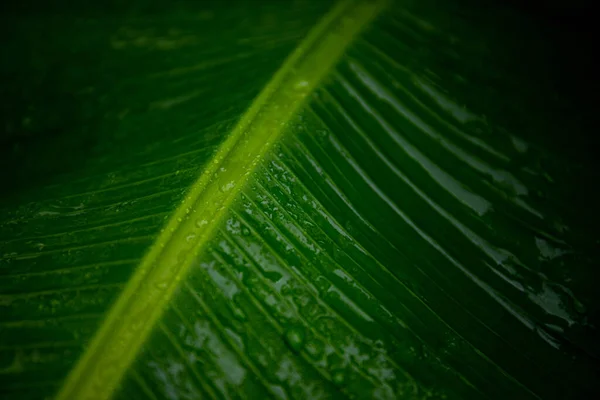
[1,0,599,399]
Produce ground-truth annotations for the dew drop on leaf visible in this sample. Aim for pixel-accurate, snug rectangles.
[294,80,309,90]
[219,180,235,193]
[305,339,324,360]
[284,324,305,352]
[331,369,345,385]
[232,307,247,322]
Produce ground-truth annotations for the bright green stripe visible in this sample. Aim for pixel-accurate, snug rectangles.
[55,1,388,399]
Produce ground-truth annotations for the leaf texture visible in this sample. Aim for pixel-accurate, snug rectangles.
[1,0,599,399]
[1,1,336,398]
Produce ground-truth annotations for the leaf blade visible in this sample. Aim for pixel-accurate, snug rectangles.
[55,1,388,399]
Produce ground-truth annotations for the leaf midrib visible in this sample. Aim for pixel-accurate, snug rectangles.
[55,1,389,399]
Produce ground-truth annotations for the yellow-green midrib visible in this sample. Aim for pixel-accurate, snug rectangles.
[55,1,388,399]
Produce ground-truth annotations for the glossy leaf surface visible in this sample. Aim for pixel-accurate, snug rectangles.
[1,1,599,399]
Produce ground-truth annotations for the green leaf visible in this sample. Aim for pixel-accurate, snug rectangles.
[1,0,599,399]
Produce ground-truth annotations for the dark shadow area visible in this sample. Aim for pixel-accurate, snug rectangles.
[0,9,108,204]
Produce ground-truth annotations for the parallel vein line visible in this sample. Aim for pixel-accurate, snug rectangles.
[0,282,125,301]
[55,2,388,399]
[227,205,410,387]
[277,111,516,397]
[307,80,540,397]
[2,213,168,249]
[0,236,154,261]
[180,283,277,399]
[157,321,219,399]
[0,259,138,279]
[316,88,543,354]
[0,313,103,328]
[216,226,366,381]
[207,241,352,396]
[130,370,159,400]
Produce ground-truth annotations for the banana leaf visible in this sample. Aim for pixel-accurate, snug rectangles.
[1,0,598,399]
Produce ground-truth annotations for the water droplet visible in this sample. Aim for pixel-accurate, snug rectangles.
[331,369,345,385]
[232,307,247,322]
[155,281,168,290]
[332,247,345,262]
[339,237,351,250]
[316,129,329,144]
[196,219,208,228]
[574,299,586,314]
[177,217,183,222]
[344,219,357,236]
[284,325,305,352]
[294,80,309,90]
[186,234,196,242]
[305,339,323,360]
[220,180,235,193]
[241,227,251,236]
[280,284,292,296]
